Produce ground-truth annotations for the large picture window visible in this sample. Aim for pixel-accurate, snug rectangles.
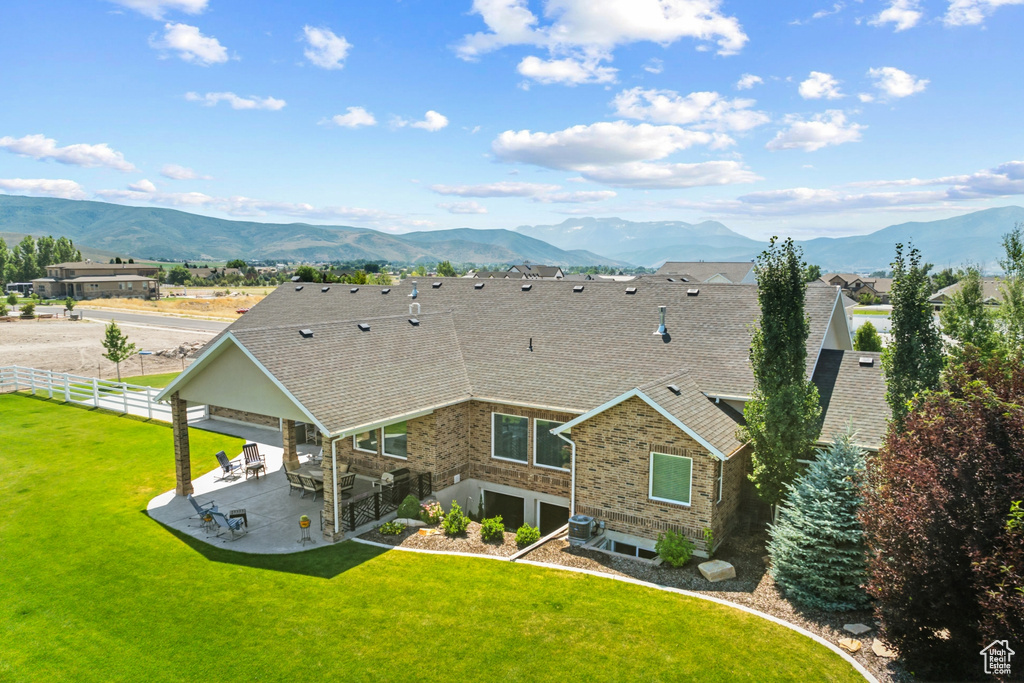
[492,413,528,462]
[534,419,569,470]
[353,430,378,454]
[649,452,692,506]
[382,421,407,459]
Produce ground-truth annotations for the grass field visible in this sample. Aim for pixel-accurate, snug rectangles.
[119,372,179,388]
[0,395,863,682]
[79,295,265,320]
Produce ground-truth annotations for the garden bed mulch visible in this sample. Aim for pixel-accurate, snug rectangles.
[521,528,907,683]
[359,522,519,557]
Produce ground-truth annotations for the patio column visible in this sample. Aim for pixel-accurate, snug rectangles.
[171,392,193,496]
[282,418,299,467]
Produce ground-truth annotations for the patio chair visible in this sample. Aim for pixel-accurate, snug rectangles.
[285,471,303,496]
[309,447,324,465]
[241,443,267,480]
[298,474,324,501]
[338,472,356,500]
[209,511,247,541]
[187,494,218,530]
[214,450,243,481]
[242,442,266,463]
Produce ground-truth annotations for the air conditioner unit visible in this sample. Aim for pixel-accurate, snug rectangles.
[568,514,596,546]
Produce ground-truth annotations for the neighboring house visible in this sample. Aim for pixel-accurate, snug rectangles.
[157,279,886,557]
[507,264,565,279]
[31,261,160,300]
[929,277,1005,309]
[822,273,893,304]
[655,261,757,284]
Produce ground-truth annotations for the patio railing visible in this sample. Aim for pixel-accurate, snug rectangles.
[340,472,432,532]
[0,365,206,422]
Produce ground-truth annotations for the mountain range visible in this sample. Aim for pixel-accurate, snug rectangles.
[0,194,1021,272]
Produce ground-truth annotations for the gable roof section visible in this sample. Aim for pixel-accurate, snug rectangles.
[655,261,756,283]
[812,349,888,450]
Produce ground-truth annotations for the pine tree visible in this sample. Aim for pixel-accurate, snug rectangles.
[101,321,137,382]
[768,432,868,611]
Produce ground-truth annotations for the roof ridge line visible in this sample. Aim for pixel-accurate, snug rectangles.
[231,309,454,334]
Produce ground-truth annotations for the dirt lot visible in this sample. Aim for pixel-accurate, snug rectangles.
[81,294,264,321]
[0,318,211,379]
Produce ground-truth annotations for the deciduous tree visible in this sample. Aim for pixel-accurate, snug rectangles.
[939,264,997,361]
[101,321,137,382]
[853,320,883,352]
[998,224,1024,353]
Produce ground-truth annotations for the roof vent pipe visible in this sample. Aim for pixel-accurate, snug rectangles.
[409,302,420,315]
[654,305,667,336]
[409,281,418,299]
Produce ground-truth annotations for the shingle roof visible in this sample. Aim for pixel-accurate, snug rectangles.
[655,261,756,283]
[207,278,842,439]
[638,370,745,456]
[929,277,1006,303]
[812,349,888,450]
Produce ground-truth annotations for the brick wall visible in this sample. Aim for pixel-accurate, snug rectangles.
[571,395,741,549]
[209,405,279,428]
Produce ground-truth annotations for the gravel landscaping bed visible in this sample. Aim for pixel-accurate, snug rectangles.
[523,528,907,683]
[360,521,520,557]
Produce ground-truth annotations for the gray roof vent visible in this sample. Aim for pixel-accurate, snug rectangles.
[350,287,359,293]
[667,278,677,282]
[474,282,485,289]
[321,286,330,292]
[521,284,532,291]
[409,318,420,326]
[654,305,667,337]
[295,285,304,291]
[573,285,584,292]
[859,356,874,367]
[667,384,681,394]
[432,281,442,289]
[626,287,637,294]
[290,276,301,282]
[357,323,370,332]
[687,288,699,296]
[381,288,391,294]
[299,329,313,338]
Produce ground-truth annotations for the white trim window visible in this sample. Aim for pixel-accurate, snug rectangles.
[382,420,408,459]
[649,452,692,506]
[533,419,569,470]
[353,430,378,454]
[715,459,723,504]
[492,413,528,463]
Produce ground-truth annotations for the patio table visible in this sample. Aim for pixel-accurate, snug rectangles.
[295,465,323,482]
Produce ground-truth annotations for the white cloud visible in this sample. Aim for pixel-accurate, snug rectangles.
[867,66,929,98]
[430,181,561,197]
[944,0,1024,25]
[870,0,923,31]
[798,71,844,99]
[858,93,875,103]
[438,201,488,214]
[791,2,845,24]
[573,160,759,188]
[517,55,617,85]
[128,179,157,192]
[160,163,210,180]
[0,178,87,200]
[533,190,617,203]
[108,0,207,19]
[0,134,136,171]
[150,23,228,66]
[611,87,769,133]
[322,106,377,128]
[185,92,286,110]
[303,26,351,70]
[393,111,449,132]
[766,111,864,152]
[736,73,763,90]
[492,121,718,169]
[643,58,664,74]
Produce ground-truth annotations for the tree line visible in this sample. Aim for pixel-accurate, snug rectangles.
[0,235,82,286]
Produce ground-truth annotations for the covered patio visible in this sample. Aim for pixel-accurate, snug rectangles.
[147,422,380,553]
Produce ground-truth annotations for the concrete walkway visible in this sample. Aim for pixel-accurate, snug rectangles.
[147,422,381,553]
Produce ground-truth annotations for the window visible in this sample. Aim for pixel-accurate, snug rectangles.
[649,452,692,506]
[492,413,528,462]
[353,430,378,454]
[482,490,524,530]
[715,459,723,504]
[534,419,569,470]
[611,541,658,560]
[382,421,407,459]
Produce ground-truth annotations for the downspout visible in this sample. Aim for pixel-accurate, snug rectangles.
[331,436,341,536]
[556,432,577,515]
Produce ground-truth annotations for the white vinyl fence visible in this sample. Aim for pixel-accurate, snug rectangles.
[0,365,206,422]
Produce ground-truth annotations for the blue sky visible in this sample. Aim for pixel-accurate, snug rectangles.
[2,0,1024,240]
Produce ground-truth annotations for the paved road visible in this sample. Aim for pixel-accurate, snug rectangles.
[37,306,230,333]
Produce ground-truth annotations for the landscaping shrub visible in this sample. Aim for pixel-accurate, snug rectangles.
[19,301,35,318]
[768,432,868,612]
[515,524,540,547]
[6,293,16,306]
[480,516,504,542]
[655,530,694,567]
[441,500,470,536]
[378,521,406,536]
[419,500,444,525]
[702,527,714,559]
[396,494,420,520]
[853,321,883,352]
[0,302,7,316]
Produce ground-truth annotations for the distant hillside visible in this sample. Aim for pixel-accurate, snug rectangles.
[0,196,626,266]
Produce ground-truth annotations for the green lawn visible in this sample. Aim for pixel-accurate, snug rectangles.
[0,395,863,682]
[119,372,179,388]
